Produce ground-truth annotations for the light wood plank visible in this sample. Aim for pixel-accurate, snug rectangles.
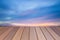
[4,27,19,40]
[46,27,60,40]
[12,27,24,40]
[35,27,46,40]
[21,27,29,40]
[41,27,54,40]
[30,27,37,40]
[0,27,13,40]
[0,27,60,40]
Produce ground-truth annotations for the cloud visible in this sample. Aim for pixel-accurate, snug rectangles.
[0,0,60,24]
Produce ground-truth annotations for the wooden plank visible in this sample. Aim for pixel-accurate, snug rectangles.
[0,27,9,35]
[41,27,54,40]
[50,27,60,36]
[30,27,37,40]
[21,27,29,40]
[35,27,46,40]
[12,27,24,40]
[55,26,60,33]
[55,26,60,32]
[46,27,60,40]
[4,27,19,40]
[0,27,13,40]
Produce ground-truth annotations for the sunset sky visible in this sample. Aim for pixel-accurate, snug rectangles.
[0,0,60,26]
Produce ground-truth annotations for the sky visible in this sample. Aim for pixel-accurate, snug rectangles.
[0,0,60,26]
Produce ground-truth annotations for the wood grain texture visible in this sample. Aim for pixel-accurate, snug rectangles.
[12,27,24,40]
[41,27,54,40]
[0,26,60,40]
[30,27,37,40]
[46,27,60,40]
[35,27,46,40]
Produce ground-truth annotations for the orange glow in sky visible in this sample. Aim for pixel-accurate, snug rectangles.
[10,22,60,27]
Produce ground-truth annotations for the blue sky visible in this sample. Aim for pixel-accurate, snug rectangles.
[0,0,60,25]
